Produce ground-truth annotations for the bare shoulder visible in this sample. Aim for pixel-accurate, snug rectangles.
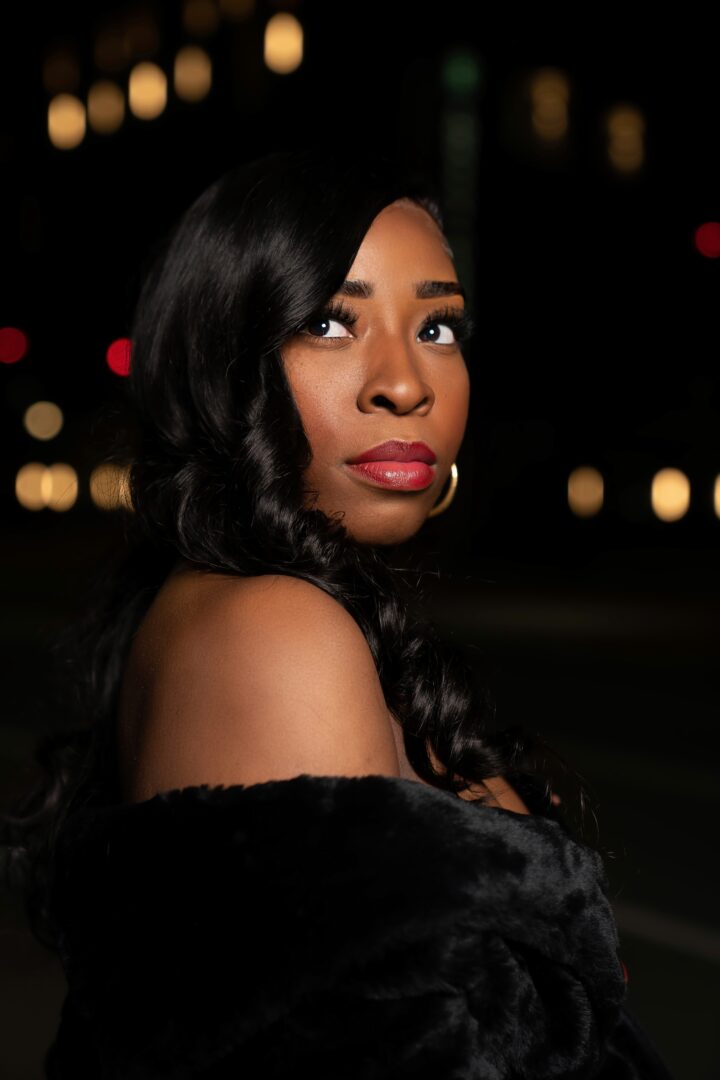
[119,570,400,803]
[170,572,380,689]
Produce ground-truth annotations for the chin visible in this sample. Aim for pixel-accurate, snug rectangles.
[305,489,428,546]
[347,517,425,547]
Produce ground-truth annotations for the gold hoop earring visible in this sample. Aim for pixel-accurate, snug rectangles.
[427,462,458,518]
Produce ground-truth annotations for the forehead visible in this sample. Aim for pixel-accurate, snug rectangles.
[348,200,455,277]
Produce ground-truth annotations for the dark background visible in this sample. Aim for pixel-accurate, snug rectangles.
[1,5,718,1078]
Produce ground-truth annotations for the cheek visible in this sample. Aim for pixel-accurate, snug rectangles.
[444,365,471,439]
[285,365,343,457]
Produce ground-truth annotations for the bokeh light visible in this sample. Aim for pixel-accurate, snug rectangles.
[651,467,690,521]
[567,465,604,517]
[94,21,131,73]
[15,462,78,511]
[530,68,570,141]
[442,51,483,97]
[182,0,220,36]
[0,327,29,364]
[693,222,720,258]
[174,46,212,102]
[106,337,132,376]
[48,93,86,149]
[89,462,133,511]
[606,104,645,172]
[128,62,167,120]
[264,13,303,75]
[124,9,160,57]
[42,48,80,94]
[219,0,255,19]
[87,80,125,134]
[23,401,64,441]
[46,463,78,511]
[15,463,48,511]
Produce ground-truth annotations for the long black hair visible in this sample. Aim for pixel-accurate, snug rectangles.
[1,147,595,952]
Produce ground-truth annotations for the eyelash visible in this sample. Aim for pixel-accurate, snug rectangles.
[301,300,476,347]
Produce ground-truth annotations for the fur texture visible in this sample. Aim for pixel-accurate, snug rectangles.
[44,774,674,1078]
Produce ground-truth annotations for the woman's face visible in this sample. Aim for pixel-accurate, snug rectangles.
[280,198,471,545]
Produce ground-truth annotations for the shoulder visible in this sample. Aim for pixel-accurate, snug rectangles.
[171,571,381,692]
[122,571,400,801]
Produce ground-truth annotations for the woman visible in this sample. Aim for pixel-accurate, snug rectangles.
[2,147,674,1077]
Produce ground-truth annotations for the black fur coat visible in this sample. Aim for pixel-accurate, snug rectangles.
[44,773,675,1078]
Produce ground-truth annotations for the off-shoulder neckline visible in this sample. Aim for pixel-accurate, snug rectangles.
[77,771,561,834]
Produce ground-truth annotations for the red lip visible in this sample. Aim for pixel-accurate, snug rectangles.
[347,440,437,465]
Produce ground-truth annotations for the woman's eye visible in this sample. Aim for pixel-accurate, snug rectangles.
[419,321,457,345]
[304,316,353,340]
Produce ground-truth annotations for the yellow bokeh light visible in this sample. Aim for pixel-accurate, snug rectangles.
[567,465,604,517]
[88,80,125,134]
[264,13,303,75]
[23,400,64,441]
[714,475,720,518]
[47,463,78,511]
[48,93,86,149]
[15,462,77,510]
[15,463,48,510]
[89,462,133,511]
[174,46,212,102]
[651,467,689,522]
[128,62,167,120]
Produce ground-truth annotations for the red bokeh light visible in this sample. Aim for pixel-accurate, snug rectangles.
[0,326,30,364]
[693,221,720,258]
[106,337,132,376]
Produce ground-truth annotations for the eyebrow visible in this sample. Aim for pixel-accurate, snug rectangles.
[338,279,466,301]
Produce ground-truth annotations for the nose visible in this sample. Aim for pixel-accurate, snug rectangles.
[356,342,435,416]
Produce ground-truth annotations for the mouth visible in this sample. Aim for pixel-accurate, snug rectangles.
[344,460,436,491]
[345,440,438,492]
[347,439,437,465]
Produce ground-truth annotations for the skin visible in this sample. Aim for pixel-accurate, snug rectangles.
[279,197,471,546]
[165,201,549,815]
[277,203,553,814]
